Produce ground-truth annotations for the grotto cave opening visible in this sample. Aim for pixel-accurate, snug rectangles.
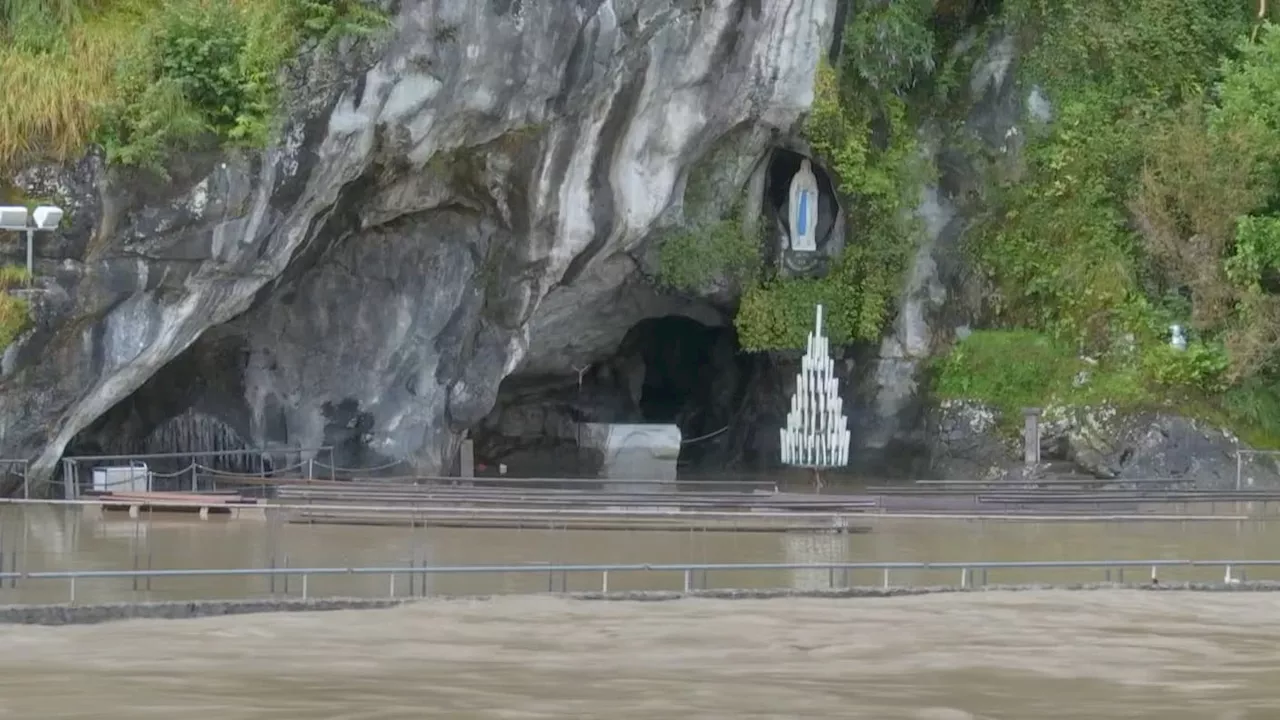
[475,314,770,479]
[61,333,270,490]
[764,148,840,251]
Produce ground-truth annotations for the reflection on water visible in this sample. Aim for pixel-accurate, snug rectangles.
[2,592,1280,718]
[0,504,1273,604]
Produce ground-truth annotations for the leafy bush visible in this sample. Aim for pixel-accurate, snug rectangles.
[736,270,863,350]
[95,0,299,170]
[657,212,761,294]
[288,0,389,46]
[842,0,935,94]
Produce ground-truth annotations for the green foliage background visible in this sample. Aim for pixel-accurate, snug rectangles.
[940,0,1280,445]
[655,0,1280,445]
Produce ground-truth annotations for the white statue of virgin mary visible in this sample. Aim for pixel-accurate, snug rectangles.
[787,158,819,253]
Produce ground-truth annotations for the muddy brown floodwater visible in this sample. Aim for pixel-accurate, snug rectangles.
[2,592,1280,718]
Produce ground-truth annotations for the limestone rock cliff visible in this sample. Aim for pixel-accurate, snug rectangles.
[0,0,836,488]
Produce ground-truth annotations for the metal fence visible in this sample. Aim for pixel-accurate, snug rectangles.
[0,558,1276,604]
[1237,449,1280,491]
[51,447,338,499]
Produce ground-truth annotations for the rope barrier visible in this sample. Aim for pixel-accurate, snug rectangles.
[192,460,310,478]
[147,463,198,479]
[312,458,411,474]
[681,426,729,445]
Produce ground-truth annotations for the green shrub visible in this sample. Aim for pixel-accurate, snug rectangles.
[933,330,1076,416]
[288,0,389,46]
[657,212,761,293]
[0,265,33,351]
[736,269,863,351]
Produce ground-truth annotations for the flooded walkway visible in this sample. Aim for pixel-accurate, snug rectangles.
[1,504,1279,604]
[1,591,1278,718]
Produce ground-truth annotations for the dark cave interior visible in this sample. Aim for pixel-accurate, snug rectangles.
[474,314,773,477]
[62,334,265,485]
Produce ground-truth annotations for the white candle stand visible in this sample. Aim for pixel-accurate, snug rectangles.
[779,304,851,492]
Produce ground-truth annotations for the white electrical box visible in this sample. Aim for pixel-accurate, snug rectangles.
[92,463,151,493]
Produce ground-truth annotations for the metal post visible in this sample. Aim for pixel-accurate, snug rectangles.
[882,568,889,588]
[683,569,692,592]
[301,573,309,599]
[283,554,290,595]
[62,458,76,500]
[389,572,396,597]
[24,228,33,278]
[459,438,475,479]
[131,516,140,593]
[601,570,609,593]
[1023,408,1042,465]
[69,576,75,604]
[1237,450,1244,492]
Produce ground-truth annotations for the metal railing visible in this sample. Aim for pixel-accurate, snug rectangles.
[1237,449,1280,491]
[0,558,1276,604]
[53,447,338,499]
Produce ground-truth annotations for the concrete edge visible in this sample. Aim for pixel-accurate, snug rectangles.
[5,581,1280,625]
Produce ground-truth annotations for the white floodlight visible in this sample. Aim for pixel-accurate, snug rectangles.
[0,206,29,228]
[0,204,64,276]
[32,206,63,230]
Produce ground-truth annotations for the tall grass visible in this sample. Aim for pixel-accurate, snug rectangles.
[0,266,31,290]
[0,0,153,169]
[0,0,97,30]
[0,0,383,170]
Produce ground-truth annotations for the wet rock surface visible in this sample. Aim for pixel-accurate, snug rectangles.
[0,0,836,483]
[929,401,1280,489]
